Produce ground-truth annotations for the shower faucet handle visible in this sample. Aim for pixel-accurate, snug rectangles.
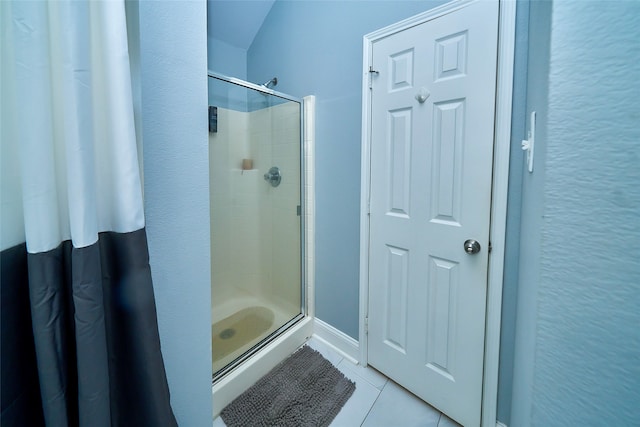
[264,166,282,187]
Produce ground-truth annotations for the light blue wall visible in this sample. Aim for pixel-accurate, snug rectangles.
[496,1,529,423]
[207,37,247,79]
[138,1,212,426]
[512,1,640,425]
[511,1,551,424]
[207,37,249,112]
[248,0,448,339]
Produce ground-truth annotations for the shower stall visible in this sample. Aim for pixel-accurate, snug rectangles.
[208,72,314,411]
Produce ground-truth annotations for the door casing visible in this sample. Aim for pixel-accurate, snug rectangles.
[358,1,516,426]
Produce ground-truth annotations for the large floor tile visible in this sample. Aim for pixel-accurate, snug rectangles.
[330,361,382,427]
[438,413,462,427]
[362,380,440,427]
[337,359,388,391]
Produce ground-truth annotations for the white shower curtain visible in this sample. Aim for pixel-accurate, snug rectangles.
[1,1,176,426]
[10,0,144,251]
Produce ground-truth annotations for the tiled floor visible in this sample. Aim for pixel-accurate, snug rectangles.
[213,335,462,427]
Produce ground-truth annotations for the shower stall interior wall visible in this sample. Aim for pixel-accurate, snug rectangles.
[208,74,305,378]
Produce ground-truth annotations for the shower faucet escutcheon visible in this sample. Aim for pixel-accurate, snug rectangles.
[264,167,282,187]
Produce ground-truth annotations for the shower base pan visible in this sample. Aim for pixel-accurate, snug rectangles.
[212,306,275,373]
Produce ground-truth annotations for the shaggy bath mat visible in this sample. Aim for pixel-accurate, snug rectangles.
[220,345,356,427]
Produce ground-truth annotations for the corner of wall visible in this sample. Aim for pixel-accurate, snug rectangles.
[139,1,212,425]
[509,0,552,425]
[496,0,530,423]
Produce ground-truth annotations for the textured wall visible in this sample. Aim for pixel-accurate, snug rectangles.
[138,1,212,425]
[513,1,640,425]
[247,0,447,339]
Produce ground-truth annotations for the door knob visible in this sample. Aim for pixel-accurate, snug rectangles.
[415,87,430,103]
[464,239,481,255]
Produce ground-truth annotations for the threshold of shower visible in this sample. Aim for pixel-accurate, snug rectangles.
[212,311,305,383]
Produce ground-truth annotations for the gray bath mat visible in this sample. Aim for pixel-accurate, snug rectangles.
[220,345,356,427]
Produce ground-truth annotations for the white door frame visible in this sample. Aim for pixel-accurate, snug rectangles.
[358,1,516,426]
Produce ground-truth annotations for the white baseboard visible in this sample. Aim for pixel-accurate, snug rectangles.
[496,422,508,427]
[312,318,359,364]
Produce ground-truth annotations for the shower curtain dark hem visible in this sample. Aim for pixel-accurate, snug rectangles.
[2,228,178,427]
[1,242,45,427]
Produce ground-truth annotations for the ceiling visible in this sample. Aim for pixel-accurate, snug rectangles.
[207,0,276,50]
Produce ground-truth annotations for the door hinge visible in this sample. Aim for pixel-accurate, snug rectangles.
[488,241,492,254]
[364,317,369,334]
[367,198,371,215]
[368,65,379,89]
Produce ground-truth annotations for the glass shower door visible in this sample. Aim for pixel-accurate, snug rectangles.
[208,74,304,378]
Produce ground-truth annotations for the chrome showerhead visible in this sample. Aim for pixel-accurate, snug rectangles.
[262,77,278,88]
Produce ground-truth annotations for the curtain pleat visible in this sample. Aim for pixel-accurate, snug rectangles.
[70,243,111,426]
[28,244,80,427]
[10,0,145,254]
[98,230,176,427]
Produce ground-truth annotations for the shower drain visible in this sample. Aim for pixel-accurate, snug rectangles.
[219,328,236,340]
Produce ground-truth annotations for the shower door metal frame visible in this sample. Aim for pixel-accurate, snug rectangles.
[207,71,307,382]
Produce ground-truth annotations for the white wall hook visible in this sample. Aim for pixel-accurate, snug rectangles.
[415,87,430,103]
[521,111,536,173]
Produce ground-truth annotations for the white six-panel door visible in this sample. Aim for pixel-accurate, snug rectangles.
[367,2,499,426]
